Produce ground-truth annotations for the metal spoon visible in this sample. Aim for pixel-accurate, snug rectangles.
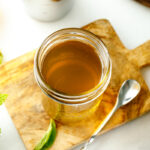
[72,79,141,150]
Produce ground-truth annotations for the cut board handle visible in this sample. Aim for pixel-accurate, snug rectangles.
[127,40,150,68]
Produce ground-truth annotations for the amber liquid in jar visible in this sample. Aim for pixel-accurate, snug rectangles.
[40,40,103,124]
[41,40,102,95]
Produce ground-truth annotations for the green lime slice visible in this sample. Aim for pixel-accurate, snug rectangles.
[34,119,56,150]
[0,94,8,105]
[0,94,8,134]
[0,51,3,64]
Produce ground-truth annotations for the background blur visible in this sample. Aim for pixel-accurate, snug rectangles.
[0,0,150,150]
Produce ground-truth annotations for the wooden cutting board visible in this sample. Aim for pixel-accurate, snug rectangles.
[0,19,150,150]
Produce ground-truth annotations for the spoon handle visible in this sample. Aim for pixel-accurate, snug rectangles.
[78,79,140,150]
[80,103,119,150]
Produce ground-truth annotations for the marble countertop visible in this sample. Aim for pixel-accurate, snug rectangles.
[0,0,150,149]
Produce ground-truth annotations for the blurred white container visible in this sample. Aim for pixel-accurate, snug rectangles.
[23,0,74,22]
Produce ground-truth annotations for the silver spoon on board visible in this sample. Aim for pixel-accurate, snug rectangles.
[71,79,141,150]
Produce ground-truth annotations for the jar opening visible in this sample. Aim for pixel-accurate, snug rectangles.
[34,28,112,104]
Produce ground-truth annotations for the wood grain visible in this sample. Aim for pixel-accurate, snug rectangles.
[0,19,150,150]
[135,0,150,7]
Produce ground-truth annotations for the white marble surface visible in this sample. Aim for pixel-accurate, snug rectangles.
[0,0,150,149]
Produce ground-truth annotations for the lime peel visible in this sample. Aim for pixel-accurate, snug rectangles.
[0,51,3,64]
[34,119,56,150]
[0,94,8,133]
[0,94,8,106]
[0,52,7,134]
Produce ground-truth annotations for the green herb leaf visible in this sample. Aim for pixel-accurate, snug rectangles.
[0,51,3,64]
[34,119,56,150]
[0,94,7,134]
[0,52,6,134]
[0,94,8,105]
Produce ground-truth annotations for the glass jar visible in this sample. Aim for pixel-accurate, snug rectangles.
[34,28,112,124]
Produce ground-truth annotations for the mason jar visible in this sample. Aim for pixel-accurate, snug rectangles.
[34,28,112,124]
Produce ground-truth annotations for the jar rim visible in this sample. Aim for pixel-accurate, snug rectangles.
[34,28,112,104]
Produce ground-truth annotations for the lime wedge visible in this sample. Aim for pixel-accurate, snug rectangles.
[0,51,3,64]
[0,94,8,105]
[34,119,56,150]
[0,94,8,134]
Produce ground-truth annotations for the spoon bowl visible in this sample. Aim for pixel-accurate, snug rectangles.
[117,80,141,106]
